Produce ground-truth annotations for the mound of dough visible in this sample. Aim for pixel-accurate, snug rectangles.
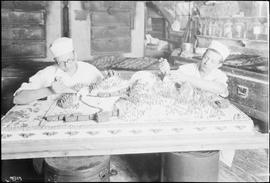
[90,75,129,97]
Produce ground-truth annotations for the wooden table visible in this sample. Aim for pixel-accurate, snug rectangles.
[2,95,268,160]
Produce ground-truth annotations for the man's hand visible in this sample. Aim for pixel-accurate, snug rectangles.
[159,58,170,75]
[51,78,76,94]
[103,70,118,79]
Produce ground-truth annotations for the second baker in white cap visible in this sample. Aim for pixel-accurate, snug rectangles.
[13,37,104,104]
[160,40,230,97]
[159,40,235,168]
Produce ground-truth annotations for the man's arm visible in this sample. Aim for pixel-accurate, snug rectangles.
[13,79,77,105]
[185,77,229,97]
[13,87,54,105]
[172,72,229,97]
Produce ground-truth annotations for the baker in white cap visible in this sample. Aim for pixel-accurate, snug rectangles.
[12,37,105,175]
[13,37,104,104]
[160,40,235,169]
[159,40,230,97]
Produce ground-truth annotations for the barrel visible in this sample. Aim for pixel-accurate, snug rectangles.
[162,151,219,182]
[44,155,110,182]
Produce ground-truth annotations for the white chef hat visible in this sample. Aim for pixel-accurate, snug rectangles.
[49,37,74,58]
[207,40,230,61]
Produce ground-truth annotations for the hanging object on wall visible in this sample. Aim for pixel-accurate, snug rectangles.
[85,1,135,56]
[81,1,136,29]
[62,1,69,37]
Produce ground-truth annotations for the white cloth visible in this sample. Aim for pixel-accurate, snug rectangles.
[14,61,103,98]
[50,37,74,57]
[208,40,230,61]
[220,149,235,167]
[145,34,159,45]
[171,20,181,31]
[177,63,228,97]
[176,63,235,167]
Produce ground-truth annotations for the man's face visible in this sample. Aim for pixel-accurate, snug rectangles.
[199,50,223,73]
[54,51,77,72]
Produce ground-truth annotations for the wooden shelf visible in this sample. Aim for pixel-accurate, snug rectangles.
[196,35,268,44]
[198,16,268,20]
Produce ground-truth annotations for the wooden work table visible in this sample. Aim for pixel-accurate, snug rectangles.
[1,71,268,160]
[1,96,268,160]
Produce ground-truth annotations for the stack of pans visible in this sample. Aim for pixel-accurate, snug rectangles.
[88,56,159,71]
[224,54,268,73]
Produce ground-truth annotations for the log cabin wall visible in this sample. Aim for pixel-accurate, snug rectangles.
[1,1,61,115]
[1,1,62,61]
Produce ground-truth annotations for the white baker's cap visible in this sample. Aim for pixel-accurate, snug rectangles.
[49,37,74,57]
[207,40,230,61]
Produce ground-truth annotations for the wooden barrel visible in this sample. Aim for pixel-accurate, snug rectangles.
[44,155,110,182]
[162,151,219,182]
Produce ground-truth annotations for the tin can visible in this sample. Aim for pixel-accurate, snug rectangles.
[162,151,220,182]
[44,156,111,182]
[233,20,244,38]
[223,19,233,38]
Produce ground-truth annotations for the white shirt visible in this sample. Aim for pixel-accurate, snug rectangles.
[176,63,228,97]
[14,61,103,96]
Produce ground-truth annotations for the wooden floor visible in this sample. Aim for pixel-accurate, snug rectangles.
[110,149,269,182]
[1,149,269,182]
[218,149,269,182]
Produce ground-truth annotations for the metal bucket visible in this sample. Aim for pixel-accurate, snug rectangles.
[44,155,110,182]
[162,151,220,182]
